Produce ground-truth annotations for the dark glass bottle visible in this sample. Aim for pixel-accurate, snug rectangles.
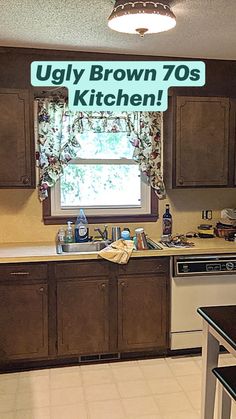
[162,204,172,235]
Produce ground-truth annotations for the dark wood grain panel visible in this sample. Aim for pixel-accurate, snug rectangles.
[55,260,109,279]
[0,263,48,281]
[175,96,230,187]
[0,88,35,188]
[118,257,169,275]
[0,282,48,360]
[57,278,109,355]
[118,274,168,351]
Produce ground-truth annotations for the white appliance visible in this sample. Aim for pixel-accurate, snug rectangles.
[171,255,236,350]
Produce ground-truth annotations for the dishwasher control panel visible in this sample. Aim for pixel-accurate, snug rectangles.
[174,255,236,276]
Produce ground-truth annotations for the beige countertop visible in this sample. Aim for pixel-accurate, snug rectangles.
[1,237,236,263]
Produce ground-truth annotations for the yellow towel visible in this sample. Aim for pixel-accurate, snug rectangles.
[98,239,134,264]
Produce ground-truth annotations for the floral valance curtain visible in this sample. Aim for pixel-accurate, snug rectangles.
[36,98,166,200]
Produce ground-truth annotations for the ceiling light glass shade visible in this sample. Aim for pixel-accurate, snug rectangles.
[108,1,176,37]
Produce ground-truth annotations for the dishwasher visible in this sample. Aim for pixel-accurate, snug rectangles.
[171,254,236,350]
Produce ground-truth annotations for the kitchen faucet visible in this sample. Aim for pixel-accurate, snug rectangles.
[94,225,108,241]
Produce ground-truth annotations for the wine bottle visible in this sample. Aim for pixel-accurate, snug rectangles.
[162,204,172,235]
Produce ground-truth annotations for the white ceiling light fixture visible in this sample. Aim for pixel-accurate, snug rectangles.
[108,0,176,37]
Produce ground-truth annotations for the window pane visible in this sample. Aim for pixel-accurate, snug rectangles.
[60,164,141,207]
[75,132,134,159]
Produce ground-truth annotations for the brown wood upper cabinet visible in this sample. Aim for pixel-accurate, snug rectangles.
[0,88,35,188]
[166,96,233,188]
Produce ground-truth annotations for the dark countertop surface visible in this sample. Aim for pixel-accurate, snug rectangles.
[197,305,236,351]
[213,366,236,401]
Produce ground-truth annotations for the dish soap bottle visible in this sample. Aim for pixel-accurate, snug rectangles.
[56,228,65,254]
[75,209,89,243]
[65,221,74,243]
[162,204,172,236]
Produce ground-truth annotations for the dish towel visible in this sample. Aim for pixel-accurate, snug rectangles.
[98,239,134,264]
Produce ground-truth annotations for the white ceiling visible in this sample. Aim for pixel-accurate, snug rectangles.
[0,0,236,60]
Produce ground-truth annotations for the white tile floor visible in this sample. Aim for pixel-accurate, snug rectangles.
[0,353,235,419]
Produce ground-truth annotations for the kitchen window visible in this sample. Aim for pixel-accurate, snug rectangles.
[36,100,162,224]
[50,122,154,221]
[48,120,155,223]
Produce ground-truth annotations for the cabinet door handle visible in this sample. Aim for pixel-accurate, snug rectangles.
[10,271,30,276]
[21,176,30,185]
[100,283,107,290]
[39,287,45,293]
[178,178,184,185]
[120,281,126,287]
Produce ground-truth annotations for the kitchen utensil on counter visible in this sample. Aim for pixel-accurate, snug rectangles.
[160,234,194,248]
[111,227,121,242]
[135,228,149,250]
[198,224,215,238]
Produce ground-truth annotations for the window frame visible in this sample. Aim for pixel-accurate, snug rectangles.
[43,188,158,225]
[50,156,152,216]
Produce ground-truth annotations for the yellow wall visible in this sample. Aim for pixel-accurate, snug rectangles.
[0,188,235,243]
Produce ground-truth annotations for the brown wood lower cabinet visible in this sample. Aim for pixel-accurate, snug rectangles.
[118,275,168,351]
[57,278,109,356]
[0,282,48,361]
[55,260,111,357]
[117,258,169,352]
[55,258,169,357]
[0,257,169,368]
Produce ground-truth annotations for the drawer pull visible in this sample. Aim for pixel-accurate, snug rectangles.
[120,281,126,287]
[100,283,107,290]
[39,287,45,293]
[10,272,30,276]
[156,265,165,270]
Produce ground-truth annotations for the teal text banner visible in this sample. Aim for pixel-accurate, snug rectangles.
[31,61,206,111]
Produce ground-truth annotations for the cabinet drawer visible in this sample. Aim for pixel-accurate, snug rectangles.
[55,261,109,279]
[0,263,48,281]
[118,258,169,275]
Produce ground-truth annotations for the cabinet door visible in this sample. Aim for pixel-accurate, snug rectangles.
[0,88,35,188]
[57,278,109,356]
[175,96,229,187]
[118,275,168,351]
[0,283,48,360]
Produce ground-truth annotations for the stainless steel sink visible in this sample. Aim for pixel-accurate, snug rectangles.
[59,238,162,253]
[61,241,108,253]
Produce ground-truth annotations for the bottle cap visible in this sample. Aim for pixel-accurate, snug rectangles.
[135,228,144,233]
[67,221,73,229]
[121,230,130,240]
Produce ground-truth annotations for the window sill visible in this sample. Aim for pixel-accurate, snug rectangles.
[42,190,158,224]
